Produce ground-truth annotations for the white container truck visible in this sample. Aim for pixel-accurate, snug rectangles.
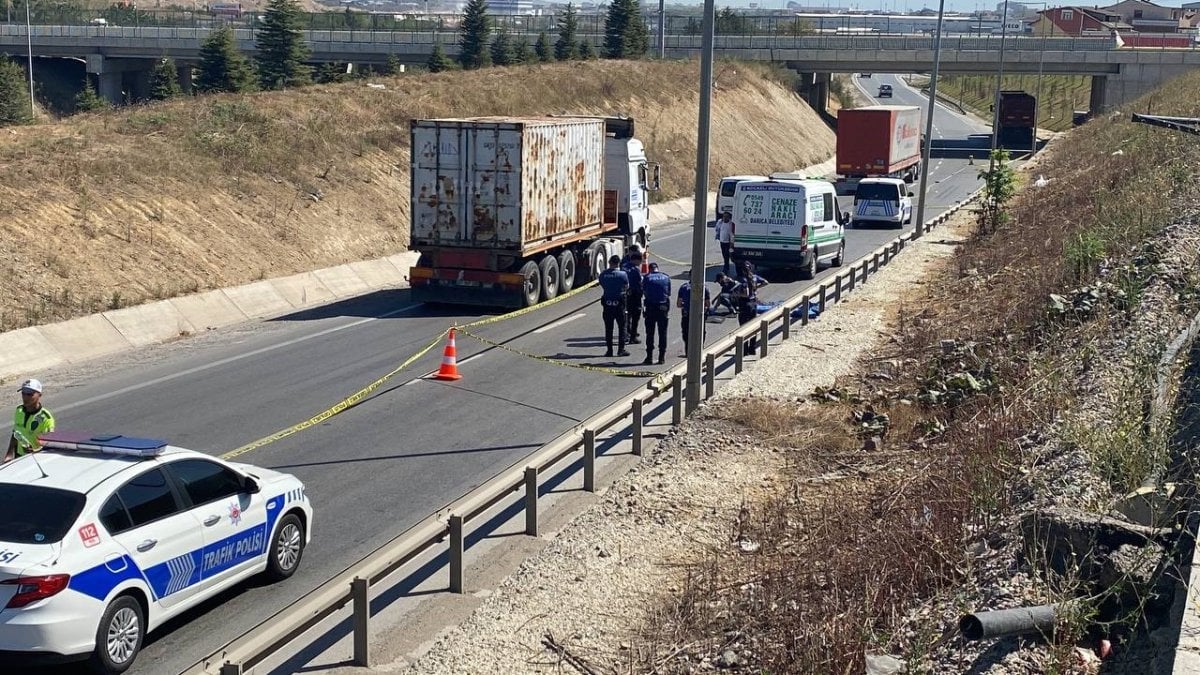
[408,116,659,308]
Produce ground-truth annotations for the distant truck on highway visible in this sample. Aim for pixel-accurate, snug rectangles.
[835,105,923,192]
[997,90,1037,148]
[408,116,659,308]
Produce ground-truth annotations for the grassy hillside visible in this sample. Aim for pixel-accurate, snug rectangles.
[932,74,1092,131]
[0,60,834,332]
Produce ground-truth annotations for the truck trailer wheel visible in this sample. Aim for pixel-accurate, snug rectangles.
[520,261,542,307]
[539,255,561,302]
[558,250,576,293]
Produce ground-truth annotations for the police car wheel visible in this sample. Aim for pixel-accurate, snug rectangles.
[88,595,144,674]
[266,513,305,581]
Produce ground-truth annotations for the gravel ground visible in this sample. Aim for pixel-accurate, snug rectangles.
[392,215,976,675]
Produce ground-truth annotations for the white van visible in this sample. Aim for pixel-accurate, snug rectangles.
[731,178,847,280]
[852,177,913,229]
[714,174,768,225]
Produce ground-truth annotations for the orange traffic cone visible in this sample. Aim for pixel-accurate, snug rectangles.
[640,250,650,275]
[434,328,463,381]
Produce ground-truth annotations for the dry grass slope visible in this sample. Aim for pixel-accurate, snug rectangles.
[0,60,834,331]
[638,68,1200,673]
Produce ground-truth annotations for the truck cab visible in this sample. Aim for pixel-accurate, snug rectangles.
[606,133,658,248]
[852,177,912,229]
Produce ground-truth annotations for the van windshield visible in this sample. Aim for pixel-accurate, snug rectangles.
[720,181,740,197]
[855,183,900,201]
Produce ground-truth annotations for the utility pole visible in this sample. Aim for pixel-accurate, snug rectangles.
[685,0,715,414]
[913,0,946,239]
[989,0,1011,174]
[26,0,35,119]
[658,0,665,58]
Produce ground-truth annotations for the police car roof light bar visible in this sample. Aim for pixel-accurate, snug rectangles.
[37,432,168,458]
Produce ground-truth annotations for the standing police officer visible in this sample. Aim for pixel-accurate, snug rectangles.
[641,262,672,365]
[598,255,631,358]
[621,247,645,345]
[677,275,711,356]
[6,379,55,463]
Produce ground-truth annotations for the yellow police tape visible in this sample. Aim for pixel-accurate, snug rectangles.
[219,277,604,460]
[647,250,693,267]
[220,330,447,460]
[455,326,668,383]
[460,279,598,329]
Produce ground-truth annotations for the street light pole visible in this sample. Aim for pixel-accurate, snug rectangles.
[658,0,665,59]
[1031,3,1047,156]
[989,0,1011,173]
[25,0,35,120]
[913,0,946,239]
[684,0,715,414]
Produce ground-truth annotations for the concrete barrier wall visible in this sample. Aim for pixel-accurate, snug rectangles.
[0,158,835,384]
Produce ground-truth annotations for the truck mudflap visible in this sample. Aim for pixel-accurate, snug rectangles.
[409,267,527,308]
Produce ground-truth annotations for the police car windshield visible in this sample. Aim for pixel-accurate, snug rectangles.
[0,484,85,544]
[855,183,900,201]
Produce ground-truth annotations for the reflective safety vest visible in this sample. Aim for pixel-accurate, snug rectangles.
[12,405,55,456]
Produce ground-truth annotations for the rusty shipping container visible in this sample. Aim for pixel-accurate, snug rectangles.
[410,117,609,255]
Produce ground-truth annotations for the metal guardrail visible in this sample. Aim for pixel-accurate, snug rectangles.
[2,21,1195,52]
[182,187,985,675]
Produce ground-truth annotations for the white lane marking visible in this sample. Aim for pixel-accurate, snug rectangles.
[44,302,426,415]
[533,312,586,333]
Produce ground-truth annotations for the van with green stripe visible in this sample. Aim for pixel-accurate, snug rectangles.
[730,178,847,280]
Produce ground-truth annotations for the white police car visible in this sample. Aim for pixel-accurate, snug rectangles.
[0,432,313,673]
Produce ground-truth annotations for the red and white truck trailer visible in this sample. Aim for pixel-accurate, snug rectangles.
[835,105,923,190]
[408,116,659,308]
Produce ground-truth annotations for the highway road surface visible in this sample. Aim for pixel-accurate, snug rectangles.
[10,78,992,674]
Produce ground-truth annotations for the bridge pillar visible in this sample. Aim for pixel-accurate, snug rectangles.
[176,64,194,94]
[85,54,156,105]
[96,71,123,105]
[1089,76,1107,114]
[794,71,830,116]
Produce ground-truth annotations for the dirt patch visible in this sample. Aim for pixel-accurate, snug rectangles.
[0,60,833,332]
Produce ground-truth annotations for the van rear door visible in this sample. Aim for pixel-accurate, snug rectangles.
[733,181,807,261]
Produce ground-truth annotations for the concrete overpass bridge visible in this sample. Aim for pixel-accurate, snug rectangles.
[2,21,1198,110]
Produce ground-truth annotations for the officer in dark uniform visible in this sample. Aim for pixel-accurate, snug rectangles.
[641,262,671,365]
[621,249,644,345]
[598,255,630,358]
[735,261,761,355]
[677,275,711,356]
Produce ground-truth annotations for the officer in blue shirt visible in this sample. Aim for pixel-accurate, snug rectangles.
[641,262,672,365]
[598,255,630,358]
[621,248,644,344]
[677,277,711,356]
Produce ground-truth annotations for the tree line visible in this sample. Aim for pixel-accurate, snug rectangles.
[0,0,652,127]
[431,0,648,72]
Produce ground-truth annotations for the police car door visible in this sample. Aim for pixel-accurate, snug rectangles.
[164,459,268,592]
[104,467,207,609]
